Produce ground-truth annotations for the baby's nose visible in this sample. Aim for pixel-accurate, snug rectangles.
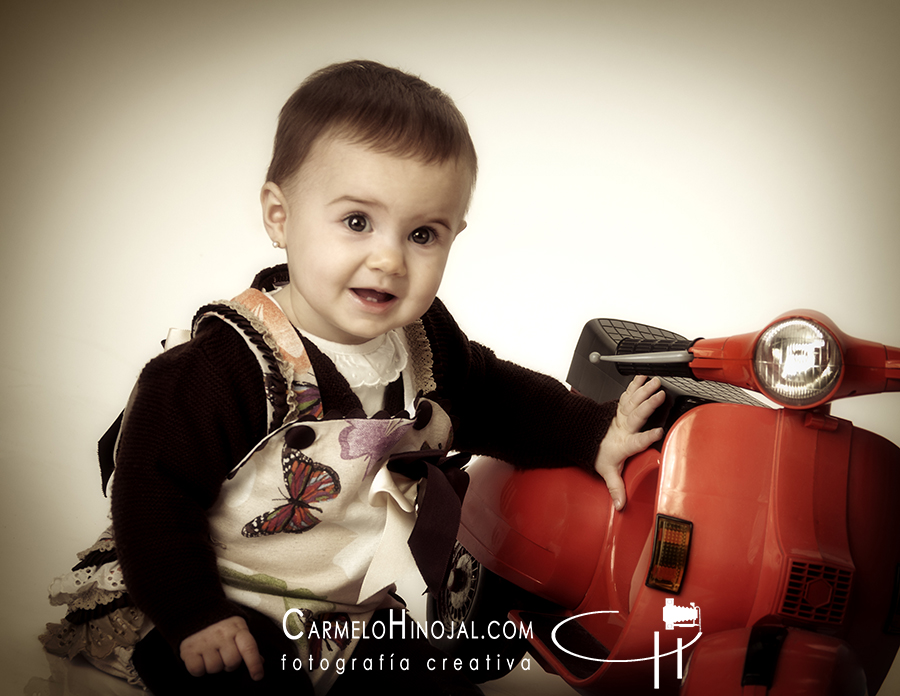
[367,237,406,275]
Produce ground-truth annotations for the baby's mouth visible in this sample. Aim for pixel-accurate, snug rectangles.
[352,288,396,304]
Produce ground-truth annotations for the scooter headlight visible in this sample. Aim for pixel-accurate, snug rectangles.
[754,318,843,407]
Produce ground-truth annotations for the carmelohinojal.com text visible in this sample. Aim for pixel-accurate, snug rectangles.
[281,607,533,674]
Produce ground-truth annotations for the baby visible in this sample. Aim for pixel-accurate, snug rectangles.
[43,60,663,695]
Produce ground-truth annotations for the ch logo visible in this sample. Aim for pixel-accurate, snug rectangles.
[656,598,702,688]
[551,598,703,690]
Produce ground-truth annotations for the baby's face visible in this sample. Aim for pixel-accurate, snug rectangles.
[263,136,471,344]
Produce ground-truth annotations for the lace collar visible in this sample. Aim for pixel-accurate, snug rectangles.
[295,328,409,389]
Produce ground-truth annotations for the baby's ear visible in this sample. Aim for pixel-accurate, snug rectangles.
[260,182,288,246]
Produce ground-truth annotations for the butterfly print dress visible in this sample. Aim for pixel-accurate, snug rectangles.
[206,398,452,692]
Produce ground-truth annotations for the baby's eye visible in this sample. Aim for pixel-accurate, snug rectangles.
[409,227,436,245]
[344,214,370,233]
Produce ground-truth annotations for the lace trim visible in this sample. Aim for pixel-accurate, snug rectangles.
[75,528,115,561]
[40,607,148,685]
[403,320,436,395]
[49,560,127,611]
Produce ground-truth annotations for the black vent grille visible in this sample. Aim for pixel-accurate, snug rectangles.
[779,560,853,625]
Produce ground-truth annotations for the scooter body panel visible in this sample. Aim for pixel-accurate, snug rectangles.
[458,401,900,693]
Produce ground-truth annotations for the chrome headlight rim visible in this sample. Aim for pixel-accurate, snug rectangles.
[753,317,844,408]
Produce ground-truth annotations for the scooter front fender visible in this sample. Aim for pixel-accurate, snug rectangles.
[458,450,661,609]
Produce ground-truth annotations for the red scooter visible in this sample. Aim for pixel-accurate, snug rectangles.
[427,311,900,694]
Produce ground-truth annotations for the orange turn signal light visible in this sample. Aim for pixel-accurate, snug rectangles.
[646,514,693,594]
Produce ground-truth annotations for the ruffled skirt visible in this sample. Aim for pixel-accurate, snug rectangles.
[39,527,151,686]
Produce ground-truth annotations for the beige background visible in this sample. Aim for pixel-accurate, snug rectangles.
[2,0,898,693]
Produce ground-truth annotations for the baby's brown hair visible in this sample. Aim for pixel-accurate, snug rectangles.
[266,60,477,189]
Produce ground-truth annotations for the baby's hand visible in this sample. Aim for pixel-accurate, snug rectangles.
[179,616,264,681]
[594,375,665,511]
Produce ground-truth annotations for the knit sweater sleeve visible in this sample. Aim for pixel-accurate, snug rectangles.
[421,297,617,470]
[110,317,267,648]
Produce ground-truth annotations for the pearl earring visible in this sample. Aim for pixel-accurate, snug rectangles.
[272,241,282,249]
